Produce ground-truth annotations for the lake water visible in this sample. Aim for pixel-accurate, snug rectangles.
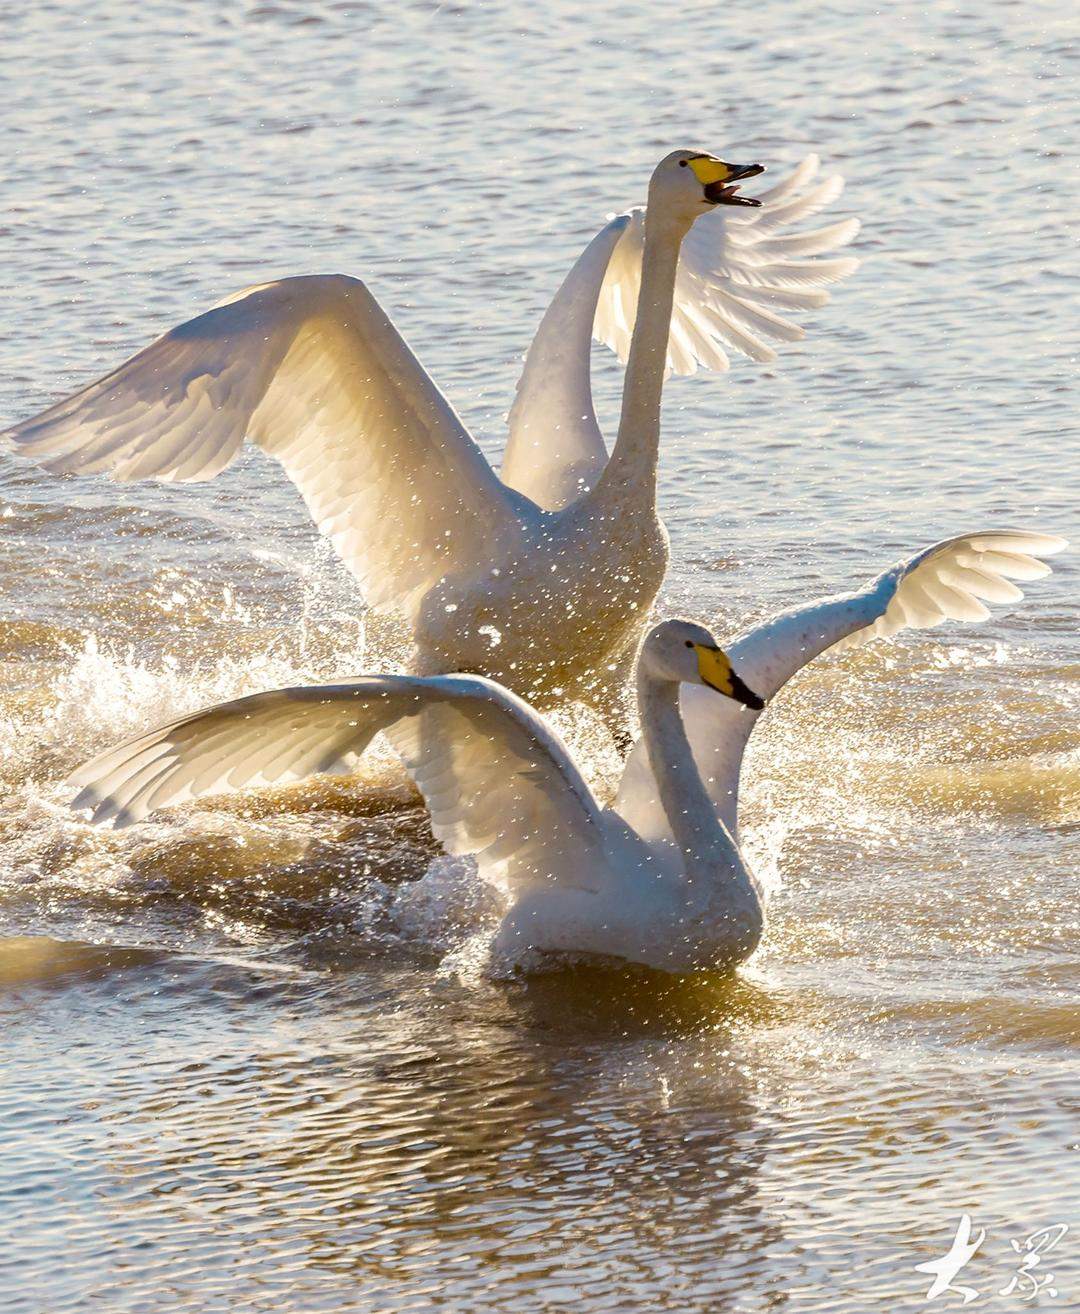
[1,1,1077,1310]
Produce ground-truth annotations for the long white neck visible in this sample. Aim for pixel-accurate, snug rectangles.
[594,211,688,503]
[636,669,747,890]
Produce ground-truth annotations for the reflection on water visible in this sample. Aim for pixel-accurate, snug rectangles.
[4,940,1077,1312]
[5,945,777,1311]
[1,0,1078,1308]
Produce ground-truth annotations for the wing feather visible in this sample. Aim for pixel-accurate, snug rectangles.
[749,218,861,259]
[727,531,1067,690]
[592,159,859,381]
[66,674,608,896]
[504,155,860,510]
[6,275,525,615]
[640,162,858,377]
[750,153,821,204]
[747,175,847,233]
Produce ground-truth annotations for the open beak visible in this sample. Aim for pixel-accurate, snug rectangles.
[695,644,766,710]
[704,161,765,207]
[688,155,766,207]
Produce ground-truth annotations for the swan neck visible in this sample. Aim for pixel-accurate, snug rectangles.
[598,213,686,498]
[637,670,739,879]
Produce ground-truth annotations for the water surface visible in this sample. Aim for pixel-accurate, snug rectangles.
[1,1,1077,1310]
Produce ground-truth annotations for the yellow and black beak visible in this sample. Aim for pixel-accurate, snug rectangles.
[687,155,765,207]
[694,644,766,710]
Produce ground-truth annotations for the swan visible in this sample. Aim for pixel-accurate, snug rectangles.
[63,530,1064,974]
[3,151,857,743]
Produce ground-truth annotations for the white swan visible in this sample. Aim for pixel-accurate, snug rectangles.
[3,151,856,741]
[64,531,1064,974]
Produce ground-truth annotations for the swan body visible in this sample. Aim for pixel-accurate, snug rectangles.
[3,152,857,734]
[411,487,667,711]
[64,530,1064,974]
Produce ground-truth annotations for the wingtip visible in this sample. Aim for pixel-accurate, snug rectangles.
[110,806,140,831]
[836,217,862,247]
[68,781,99,809]
[67,789,117,829]
[969,531,1069,557]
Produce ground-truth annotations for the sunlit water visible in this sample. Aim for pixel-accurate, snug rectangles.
[1,1,1077,1310]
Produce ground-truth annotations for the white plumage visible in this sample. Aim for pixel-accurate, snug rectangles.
[4,152,858,737]
[66,531,1064,974]
[597,157,858,375]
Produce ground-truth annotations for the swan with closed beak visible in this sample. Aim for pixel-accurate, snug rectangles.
[60,530,1063,973]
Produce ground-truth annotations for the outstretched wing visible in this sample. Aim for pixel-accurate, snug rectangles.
[614,530,1066,841]
[502,156,859,510]
[727,530,1068,699]
[5,275,526,616]
[595,155,859,376]
[67,674,608,895]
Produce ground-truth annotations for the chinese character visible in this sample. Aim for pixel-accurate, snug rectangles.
[915,1214,986,1304]
[999,1223,1068,1301]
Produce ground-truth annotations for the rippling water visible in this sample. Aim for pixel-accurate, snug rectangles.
[1,1,1077,1310]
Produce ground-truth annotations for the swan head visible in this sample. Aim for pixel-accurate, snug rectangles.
[648,150,765,226]
[641,619,765,710]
